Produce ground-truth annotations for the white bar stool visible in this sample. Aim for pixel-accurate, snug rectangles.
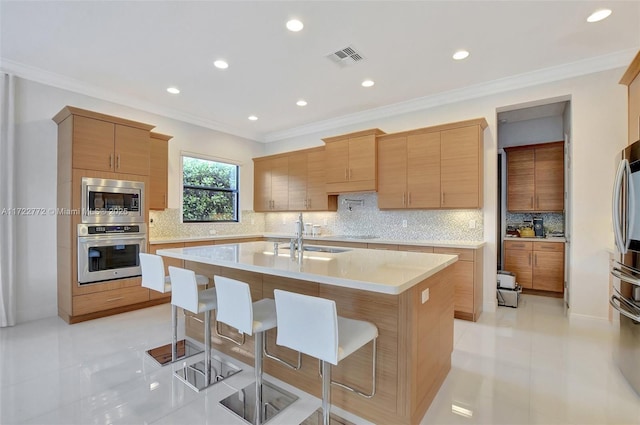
[214,276,298,425]
[139,253,209,365]
[273,289,378,425]
[168,266,241,392]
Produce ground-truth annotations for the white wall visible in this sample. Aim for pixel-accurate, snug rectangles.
[498,115,564,148]
[12,78,265,323]
[264,68,628,319]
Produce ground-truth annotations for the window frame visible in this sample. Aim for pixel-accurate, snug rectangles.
[180,152,241,223]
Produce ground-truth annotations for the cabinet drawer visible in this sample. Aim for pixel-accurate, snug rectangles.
[73,285,149,315]
[533,242,564,252]
[433,247,474,261]
[504,240,533,251]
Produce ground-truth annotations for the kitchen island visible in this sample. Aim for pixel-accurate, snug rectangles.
[157,241,458,424]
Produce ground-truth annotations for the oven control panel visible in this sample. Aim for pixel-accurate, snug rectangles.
[77,223,147,236]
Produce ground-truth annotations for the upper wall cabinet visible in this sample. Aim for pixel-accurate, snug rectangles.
[377,119,486,209]
[149,132,171,210]
[322,129,385,194]
[253,147,338,212]
[620,50,640,144]
[254,155,289,212]
[505,141,564,212]
[53,106,153,176]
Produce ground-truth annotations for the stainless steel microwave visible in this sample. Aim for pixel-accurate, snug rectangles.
[81,177,144,224]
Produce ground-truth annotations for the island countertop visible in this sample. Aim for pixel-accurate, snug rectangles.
[157,241,458,295]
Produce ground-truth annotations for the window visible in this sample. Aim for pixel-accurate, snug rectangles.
[182,155,239,222]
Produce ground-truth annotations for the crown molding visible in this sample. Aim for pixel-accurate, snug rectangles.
[0,58,263,142]
[263,48,639,143]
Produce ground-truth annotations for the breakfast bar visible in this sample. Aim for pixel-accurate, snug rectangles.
[157,241,458,424]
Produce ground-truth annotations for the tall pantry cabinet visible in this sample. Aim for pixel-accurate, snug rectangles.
[53,106,169,323]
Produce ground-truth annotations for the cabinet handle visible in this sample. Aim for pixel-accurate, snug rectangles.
[442,192,445,205]
[402,193,405,206]
[117,154,121,170]
[163,194,166,207]
[349,168,352,179]
[408,192,411,205]
[344,168,348,180]
[307,198,311,209]
[109,154,112,169]
[106,296,124,302]
[534,253,538,266]
[536,195,539,209]
[528,253,532,265]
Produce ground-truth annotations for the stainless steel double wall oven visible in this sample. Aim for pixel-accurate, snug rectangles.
[77,177,146,284]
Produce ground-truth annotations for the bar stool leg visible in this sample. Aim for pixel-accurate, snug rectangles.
[171,305,178,362]
[204,310,211,386]
[254,332,264,425]
[321,360,331,425]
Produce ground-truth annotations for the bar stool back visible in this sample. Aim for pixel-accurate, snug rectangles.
[139,253,208,365]
[274,289,378,425]
[214,276,298,425]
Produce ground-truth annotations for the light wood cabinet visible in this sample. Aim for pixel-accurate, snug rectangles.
[506,141,564,212]
[504,240,564,293]
[254,148,337,212]
[378,119,485,209]
[620,50,640,144]
[253,155,289,211]
[433,247,483,321]
[323,129,385,193]
[71,114,151,176]
[149,132,170,210]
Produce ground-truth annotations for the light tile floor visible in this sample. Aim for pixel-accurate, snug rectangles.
[1,295,638,425]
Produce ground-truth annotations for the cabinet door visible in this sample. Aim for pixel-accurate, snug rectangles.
[149,137,168,210]
[441,126,480,208]
[270,156,289,211]
[507,148,535,211]
[377,135,407,209]
[72,116,115,172]
[253,159,272,212]
[288,151,308,211]
[533,250,564,292]
[534,144,564,212]
[448,260,474,314]
[504,249,533,289]
[114,125,150,176]
[307,149,328,210]
[325,139,349,184]
[407,132,441,208]
[348,134,376,183]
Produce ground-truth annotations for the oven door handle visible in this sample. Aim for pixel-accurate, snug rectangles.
[611,267,640,288]
[78,234,147,244]
[610,295,640,323]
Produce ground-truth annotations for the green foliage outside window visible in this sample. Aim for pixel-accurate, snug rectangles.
[182,156,238,222]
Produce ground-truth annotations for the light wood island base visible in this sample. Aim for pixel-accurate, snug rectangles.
[184,262,454,425]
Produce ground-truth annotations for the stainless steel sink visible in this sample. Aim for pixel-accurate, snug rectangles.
[281,245,351,253]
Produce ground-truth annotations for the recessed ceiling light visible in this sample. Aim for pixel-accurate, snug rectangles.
[587,9,612,23]
[361,79,375,88]
[214,60,229,69]
[452,50,470,60]
[166,87,180,94]
[286,19,304,32]
[248,115,258,121]
[296,99,308,106]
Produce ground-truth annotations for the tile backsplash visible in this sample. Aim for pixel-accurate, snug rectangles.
[149,193,484,241]
[506,212,564,234]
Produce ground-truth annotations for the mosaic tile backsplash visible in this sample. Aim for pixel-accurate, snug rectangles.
[505,212,564,235]
[150,193,484,241]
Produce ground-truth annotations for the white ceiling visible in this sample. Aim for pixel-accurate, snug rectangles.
[1,1,639,142]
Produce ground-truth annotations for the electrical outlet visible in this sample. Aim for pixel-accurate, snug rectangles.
[323,218,328,226]
[422,288,430,304]
[402,219,407,228]
[251,218,255,225]
[469,219,476,229]
[149,218,155,228]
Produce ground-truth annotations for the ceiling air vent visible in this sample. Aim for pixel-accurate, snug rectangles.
[327,45,365,67]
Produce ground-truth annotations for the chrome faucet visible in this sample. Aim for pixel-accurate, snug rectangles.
[290,212,304,257]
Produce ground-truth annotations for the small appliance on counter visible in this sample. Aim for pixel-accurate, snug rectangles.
[518,227,535,238]
[533,217,545,237]
[497,270,522,308]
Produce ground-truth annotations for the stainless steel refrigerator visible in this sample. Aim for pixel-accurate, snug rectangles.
[610,138,640,396]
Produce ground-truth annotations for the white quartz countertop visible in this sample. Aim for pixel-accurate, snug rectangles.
[150,233,485,249]
[504,236,566,243]
[157,241,458,295]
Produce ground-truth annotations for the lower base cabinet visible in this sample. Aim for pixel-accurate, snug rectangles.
[504,240,565,293]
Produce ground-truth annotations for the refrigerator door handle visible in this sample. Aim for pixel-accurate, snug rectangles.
[626,160,635,251]
[613,159,628,254]
[613,260,640,276]
[612,285,640,311]
[610,295,640,323]
[611,268,640,287]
